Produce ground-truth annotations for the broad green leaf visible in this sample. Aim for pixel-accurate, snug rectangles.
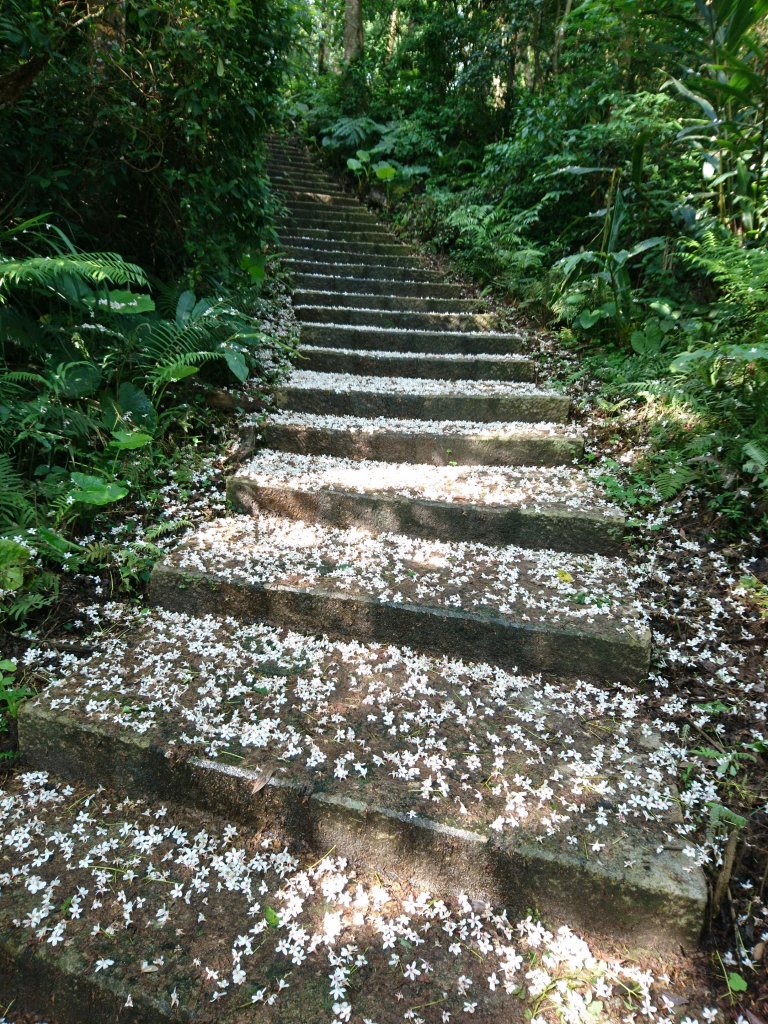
[0,539,29,592]
[0,565,24,591]
[668,76,717,123]
[108,430,153,451]
[669,349,711,373]
[84,290,155,315]
[727,972,748,993]
[176,290,197,326]
[117,383,157,431]
[68,473,129,506]
[223,349,248,381]
[578,309,603,329]
[239,252,265,283]
[374,162,397,181]
[154,364,199,384]
[627,237,664,259]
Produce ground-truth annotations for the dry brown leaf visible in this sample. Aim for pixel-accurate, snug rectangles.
[250,767,275,795]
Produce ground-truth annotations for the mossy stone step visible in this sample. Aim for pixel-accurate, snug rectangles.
[16,608,703,952]
[275,376,569,424]
[299,322,527,354]
[279,206,378,225]
[296,304,500,332]
[293,273,464,297]
[280,227,403,246]
[281,235,414,257]
[293,288,483,313]
[147,514,651,682]
[284,254,436,274]
[228,452,624,554]
[254,414,584,467]
[295,345,536,382]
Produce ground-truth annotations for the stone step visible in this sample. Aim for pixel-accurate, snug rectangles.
[147,514,650,682]
[267,156,330,171]
[296,345,536,382]
[277,186,353,203]
[255,411,583,466]
[284,251,429,271]
[270,157,324,167]
[296,305,500,332]
[16,607,704,957]
[300,322,527,354]
[287,259,444,281]
[293,288,483,313]
[275,370,569,424]
[280,204,377,224]
[281,235,413,257]
[283,198,372,216]
[280,214,381,233]
[270,171,345,190]
[279,225,400,245]
[228,450,624,554]
[293,272,464,297]
[3,766,582,1023]
[269,164,337,178]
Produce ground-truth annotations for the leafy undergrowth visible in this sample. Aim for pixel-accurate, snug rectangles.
[531,328,768,1019]
[0,247,298,760]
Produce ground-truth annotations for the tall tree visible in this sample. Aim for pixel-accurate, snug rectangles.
[344,0,363,64]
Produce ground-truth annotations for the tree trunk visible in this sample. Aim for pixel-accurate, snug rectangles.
[385,7,399,61]
[93,0,127,51]
[552,0,573,77]
[344,0,364,64]
[0,56,49,110]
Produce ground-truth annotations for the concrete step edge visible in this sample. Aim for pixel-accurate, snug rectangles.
[254,418,584,466]
[15,706,705,954]
[228,476,625,555]
[275,384,570,425]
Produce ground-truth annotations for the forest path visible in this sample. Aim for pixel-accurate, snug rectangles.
[1,139,707,1022]
[142,138,701,939]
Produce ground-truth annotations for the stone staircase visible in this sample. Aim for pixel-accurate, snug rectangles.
[0,138,707,1021]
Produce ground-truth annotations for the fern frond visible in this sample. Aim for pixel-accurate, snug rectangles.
[0,253,147,301]
[144,519,193,541]
[0,455,35,529]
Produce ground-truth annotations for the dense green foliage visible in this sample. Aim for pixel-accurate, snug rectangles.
[295,0,768,535]
[1,0,304,278]
[0,1,304,637]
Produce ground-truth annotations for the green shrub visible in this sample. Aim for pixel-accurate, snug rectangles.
[0,0,307,280]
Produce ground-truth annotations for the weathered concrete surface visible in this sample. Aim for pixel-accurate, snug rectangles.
[274,382,570,424]
[257,419,584,466]
[293,273,464,296]
[283,245,423,268]
[295,304,500,331]
[147,558,650,684]
[293,289,485,313]
[278,206,379,225]
[286,259,446,281]
[281,235,414,257]
[18,704,706,951]
[299,322,527,353]
[280,225,402,245]
[227,477,625,554]
[296,346,536,381]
